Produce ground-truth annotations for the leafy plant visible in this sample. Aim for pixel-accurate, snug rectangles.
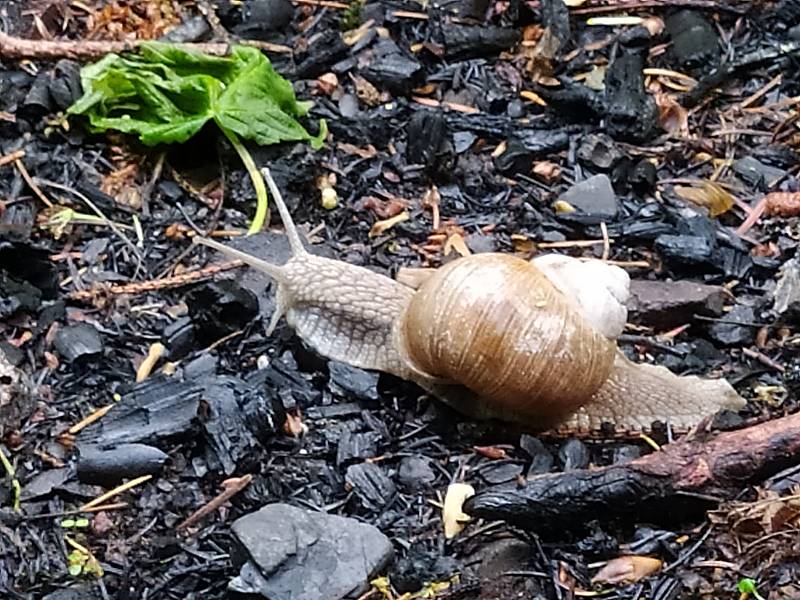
[68,42,326,234]
[738,577,767,600]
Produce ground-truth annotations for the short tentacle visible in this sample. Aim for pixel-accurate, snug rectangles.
[192,236,288,282]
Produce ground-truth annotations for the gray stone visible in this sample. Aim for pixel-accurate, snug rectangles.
[557,174,618,223]
[773,257,800,321]
[229,503,393,600]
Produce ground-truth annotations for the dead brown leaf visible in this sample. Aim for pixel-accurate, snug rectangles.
[592,556,663,585]
[655,92,689,136]
[674,181,735,217]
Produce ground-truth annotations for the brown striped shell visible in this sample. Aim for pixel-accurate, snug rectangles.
[398,254,617,424]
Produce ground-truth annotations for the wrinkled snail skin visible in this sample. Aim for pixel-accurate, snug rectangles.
[193,170,747,434]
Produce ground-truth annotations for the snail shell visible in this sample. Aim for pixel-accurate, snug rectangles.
[398,254,616,425]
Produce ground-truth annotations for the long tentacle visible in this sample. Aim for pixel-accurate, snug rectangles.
[261,167,306,256]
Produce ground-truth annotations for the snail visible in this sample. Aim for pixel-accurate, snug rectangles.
[193,169,746,434]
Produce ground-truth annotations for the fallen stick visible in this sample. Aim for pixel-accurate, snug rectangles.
[0,31,291,61]
[464,412,800,533]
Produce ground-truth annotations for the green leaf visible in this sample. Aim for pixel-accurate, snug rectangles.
[738,578,766,600]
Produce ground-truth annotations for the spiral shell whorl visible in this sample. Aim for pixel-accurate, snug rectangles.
[400,254,617,424]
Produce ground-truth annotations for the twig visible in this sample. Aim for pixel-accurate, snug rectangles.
[0,445,21,511]
[177,474,253,531]
[0,31,291,61]
[68,404,115,435]
[136,342,166,382]
[66,259,243,302]
[80,474,152,511]
[15,159,54,208]
[0,148,25,167]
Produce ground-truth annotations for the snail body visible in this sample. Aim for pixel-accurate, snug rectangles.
[194,170,746,434]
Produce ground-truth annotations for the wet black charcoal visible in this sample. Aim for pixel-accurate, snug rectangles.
[295,30,349,79]
[558,439,589,471]
[765,463,800,494]
[53,323,103,364]
[0,201,35,241]
[160,15,212,42]
[630,159,657,195]
[519,434,554,475]
[666,10,720,72]
[336,429,380,467]
[494,130,570,175]
[0,341,24,366]
[732,156,787,190]
[442,25,520,59]
[234,0,294,38]
[184,353,218,379]
[0,242,59,299]
[161,317,197,360]
[230,503,393,600]
[158,180,185,203]
[361,41,424,95]
[0,271,41,318]
[707,304,758,346]
[611,445,642,464]
[20,72,53,118]
[576,133,622,170]
[576,527,619,557]
[338,93,360,118]
[506,98,526,118]
[773,257,800,321]
[537,81,605,123]
[751,144,800,169]
[186,280,260,342]
[654,234,716,269]
[329,361,380,402]
[202,375,284,474]
[406,109,448,167]
[604,28,658,142]
[248,353,322,408]
[478,461,524,484]
[397,456,436,490]
[49,60,83,110]
[557,174,619,224]
[345,461,396,510]
[306,402,362,419]
[80,375,204,448]
[459,0,491,20]
[390,547,460,594]
[20,468,71,501]
[627,280,729,329]
[42,585,103,600]
[76,443,168,486]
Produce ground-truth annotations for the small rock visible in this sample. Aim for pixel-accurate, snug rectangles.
[53,323,103,363]
[77,443,168,486]
[558,438,589,471]
[577,134,622,170]
[708,304,757,346]
[773,257,800,321]
[397,456,436,490]
[229,503,393,600]
[519,434,554,475]
[627,279,730,329]
[345,462,396,510]
[557,174,619,224]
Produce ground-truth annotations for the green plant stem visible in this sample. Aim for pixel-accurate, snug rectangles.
[0,445,21,511]
[220,125,268,235]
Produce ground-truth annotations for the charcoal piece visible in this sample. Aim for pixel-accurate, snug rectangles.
[612,445,642,464]
[361,43,424,95]
[0,241,59,299]
[707,304,757,346]
[42,585,102,600]
[397,456,436,490]
[558,438,589,471]
[459,0,491,19]
[20,72,53,118]
[295,30,349,79]
[0,341,23,366]
[20,468,71,501]
[604,28,658,142]
[494,130,570,175]
[453,131,477,153]
[666,10,720,72]
[557,174,619,224]
[161,317,196,360]
[338,94,360,118]
[519,434,554,475]
[406,109,448,168]
[576,133,622,170]
[629,159,657,195]
[49,60,83,110]
[478,461,524,484]
[537,81,605,123]
[506,98,526,118]
[732,156,786,190]
[79,376,205,448]
[345,462,396,510]
[390,547,460,594]
[234,0,294,38]
[0,271,41,318]
[773,257,800,321]
[751,144,799,170]
[229,503,393,600]
[442,25,520,59]
[328,361,380,402]
[627,280,729,329]
[202,375,284,475]
[76,443,168,486]
[186,280,259,342]
[336,429,379,467]
[654,234,715,268]
[0,352,35,434]
[160,15,212,42]
[0,201,35,240]
[53,323,103,364]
